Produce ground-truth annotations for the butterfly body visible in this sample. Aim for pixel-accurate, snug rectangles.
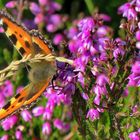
[0,9,56,121]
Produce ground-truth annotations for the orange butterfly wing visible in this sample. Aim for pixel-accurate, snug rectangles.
[0,9,33,56]
[0,86,29,120]
[0,10,56,121]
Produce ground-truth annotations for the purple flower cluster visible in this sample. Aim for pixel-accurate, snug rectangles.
[118,0,140,20]
[0,85,73,139]
[0,80,13,108]
[5,0,67,46]
[0,115,23,140]
[29,0,66,33]
[68,16,115,121]
[119,0,140,50]
[128,60,140,86]
[20,85,73,136]
[68,9,139,124]
[129,129,140,140]
[118,0,140,87]
[1,115,18,131]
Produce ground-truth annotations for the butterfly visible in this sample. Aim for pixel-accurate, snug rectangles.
[0,9,56,121]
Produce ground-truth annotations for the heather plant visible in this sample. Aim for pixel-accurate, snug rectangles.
[0,0,140,140]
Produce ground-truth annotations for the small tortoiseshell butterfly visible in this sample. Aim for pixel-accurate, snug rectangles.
[0,9,56,121]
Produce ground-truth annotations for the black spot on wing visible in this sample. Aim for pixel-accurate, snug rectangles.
[25,41,30,48]
[33,42,42,53]
[9,34,17,45]
[11,105,15,108]
[15,93,21,99]
[19,34,22,38]
[18,97,24,103]
[3,101,11,110]
[3,22,8,31]
[19,47,26,55]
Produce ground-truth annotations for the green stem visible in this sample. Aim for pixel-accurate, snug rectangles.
[84,0,95,15]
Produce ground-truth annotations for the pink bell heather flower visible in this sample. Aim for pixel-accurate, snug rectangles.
[136,42,140,49]
[132,105,139,113]
[131,61,140,74]
[136,0,140,6]
[45,87,72,106]
[97,26,109,37]
[128,61,140,86]
[32,106,44,117]
[53,34,64,45]
[113,48,125,59]
[28,0,64,34]
[34,13,44,24]
[50,14,62,25]
[21,110,32,122]
[0,27,4,33]
[89,46,98,56]
[43,107,53,120]
[94,85,107,96]
[15,130,23,140]
[118,2,137,20]
[61,83,75,95]
[51,2,62,11]
[0,94,5,108]
[96,74,109,86]
[62,123,70,133]
[136,30,140,41]
[77,72,84,86]
[39,0,47,6]
[46,14,63,32]
[131,105,139,116]
[44,89,60,105]
[0,135,9,140]
[42,122,52,135]
[78,17,95,32]
[45,100,55,112]
[81,92,89,100]
[123,88,129,96]
[129,129,140,140]
[3,80,13,97]
[67,27,78,39]
[5,1,16,8]
[68,40,79,53]
[1,115,18,131]
[53,117,70,132]
[53,118,64,130]
[86,109,100,121]
[135,0,140,12]
[74,55,89,72]
[29,2,41,15]
[46,24,56,32]
[99,14,111,22]
[94,94,101,105]
[16,86,23,93]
